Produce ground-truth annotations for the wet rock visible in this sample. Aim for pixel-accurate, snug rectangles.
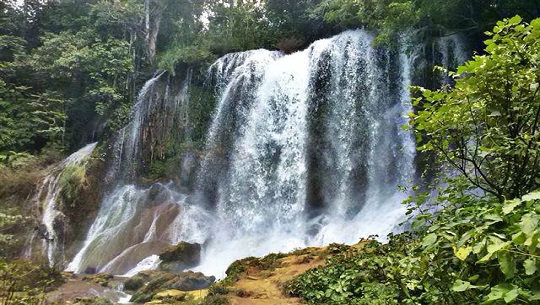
[124,276,145,291]
[82,273,113,287]
[179,151,199,189]
[129,271,215,303]
[158,241,201,272]
[100,240,169,275]
[169,271,215,291]
[73,296,113,305]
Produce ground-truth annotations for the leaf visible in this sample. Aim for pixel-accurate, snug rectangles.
[502,199,521,215]
[519,213,539,235]
[503,288,519,303]
[497,252,515,279]
[512,232,526,245]
[485,283,517,302]
[508,15,522,25]
[454,245,472,261]
[478,237,510,263]
[422,233,438,249]
[452,279,473,292]
[524,258,537,276]
[522,191,540,202]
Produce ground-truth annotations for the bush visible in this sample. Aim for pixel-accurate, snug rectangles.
[0,259,64,305]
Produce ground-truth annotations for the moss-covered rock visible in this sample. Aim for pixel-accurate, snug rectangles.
[158,241,201,272]
[124,275,145,291]
[130,270,215,303]
[55,145,108,261]
[73,296,113,305]
[224,252,286,283]
[153,289,187,301]
[82,273,114,287]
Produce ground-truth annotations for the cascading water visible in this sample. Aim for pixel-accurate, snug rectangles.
[192,30,417,276]
[65,29,469,278]
[67,70,211,275]
[434,34,469,85]
[33,142,97,266]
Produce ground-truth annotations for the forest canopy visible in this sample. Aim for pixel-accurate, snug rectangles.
[1,0,538,159]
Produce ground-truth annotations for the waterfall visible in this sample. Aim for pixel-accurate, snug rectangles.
[66,69,208,274]
[66,29,470,278]
[193,30,417,276]
[33,142,97,266]
[434,34,469,85]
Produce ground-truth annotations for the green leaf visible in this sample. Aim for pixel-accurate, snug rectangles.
[478,237,510,263]
[452,279,473,292]
[519,213,539,235]
[422,233,438,249]
[497,252,515,279]
[503,199,521,215]
[508,15,522,25]
[503,288,519,303]
[512,232,526,245]
[485,283,517,302]
[522,191,540,202]
[524,258,537,275]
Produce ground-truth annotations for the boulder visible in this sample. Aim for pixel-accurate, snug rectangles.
[153,289,186,301]
[82,273,114,287]
[169,271,215,291]
[129,271,215,303]
[124,276,145,291]
[158,242,201,272]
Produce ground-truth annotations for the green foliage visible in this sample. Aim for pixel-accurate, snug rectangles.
[0,153,57,258]
[0,80,68,153]
[287,191,540,304]
[58,163,87,204]
[30,29,134,144]
[0,259,64,305]
[0,0,143,154]
[311,0,540,44]
[0,210,26,256]
[411,16,540,200]
[158,2,276,70]
[223,252,286,284]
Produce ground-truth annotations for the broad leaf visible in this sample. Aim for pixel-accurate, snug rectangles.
[523,258,537,276]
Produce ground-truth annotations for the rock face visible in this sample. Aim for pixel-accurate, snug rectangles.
[158,241,201,272]
[129,270,215,303]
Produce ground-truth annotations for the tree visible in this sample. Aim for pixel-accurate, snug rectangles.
[311,0,540,44]
[411,15,540,200]
[28,29,134,147]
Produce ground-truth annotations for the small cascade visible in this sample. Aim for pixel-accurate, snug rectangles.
[404,31,469,87]
[67,70,204,274]
[435,34,469,74]
[66,183,211,274]
[122,71,167,178]
[108,69,192,182]
[33,142,97,266]
[432,34,469,86]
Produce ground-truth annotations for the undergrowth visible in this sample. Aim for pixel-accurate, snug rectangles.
[284,185,540,304]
